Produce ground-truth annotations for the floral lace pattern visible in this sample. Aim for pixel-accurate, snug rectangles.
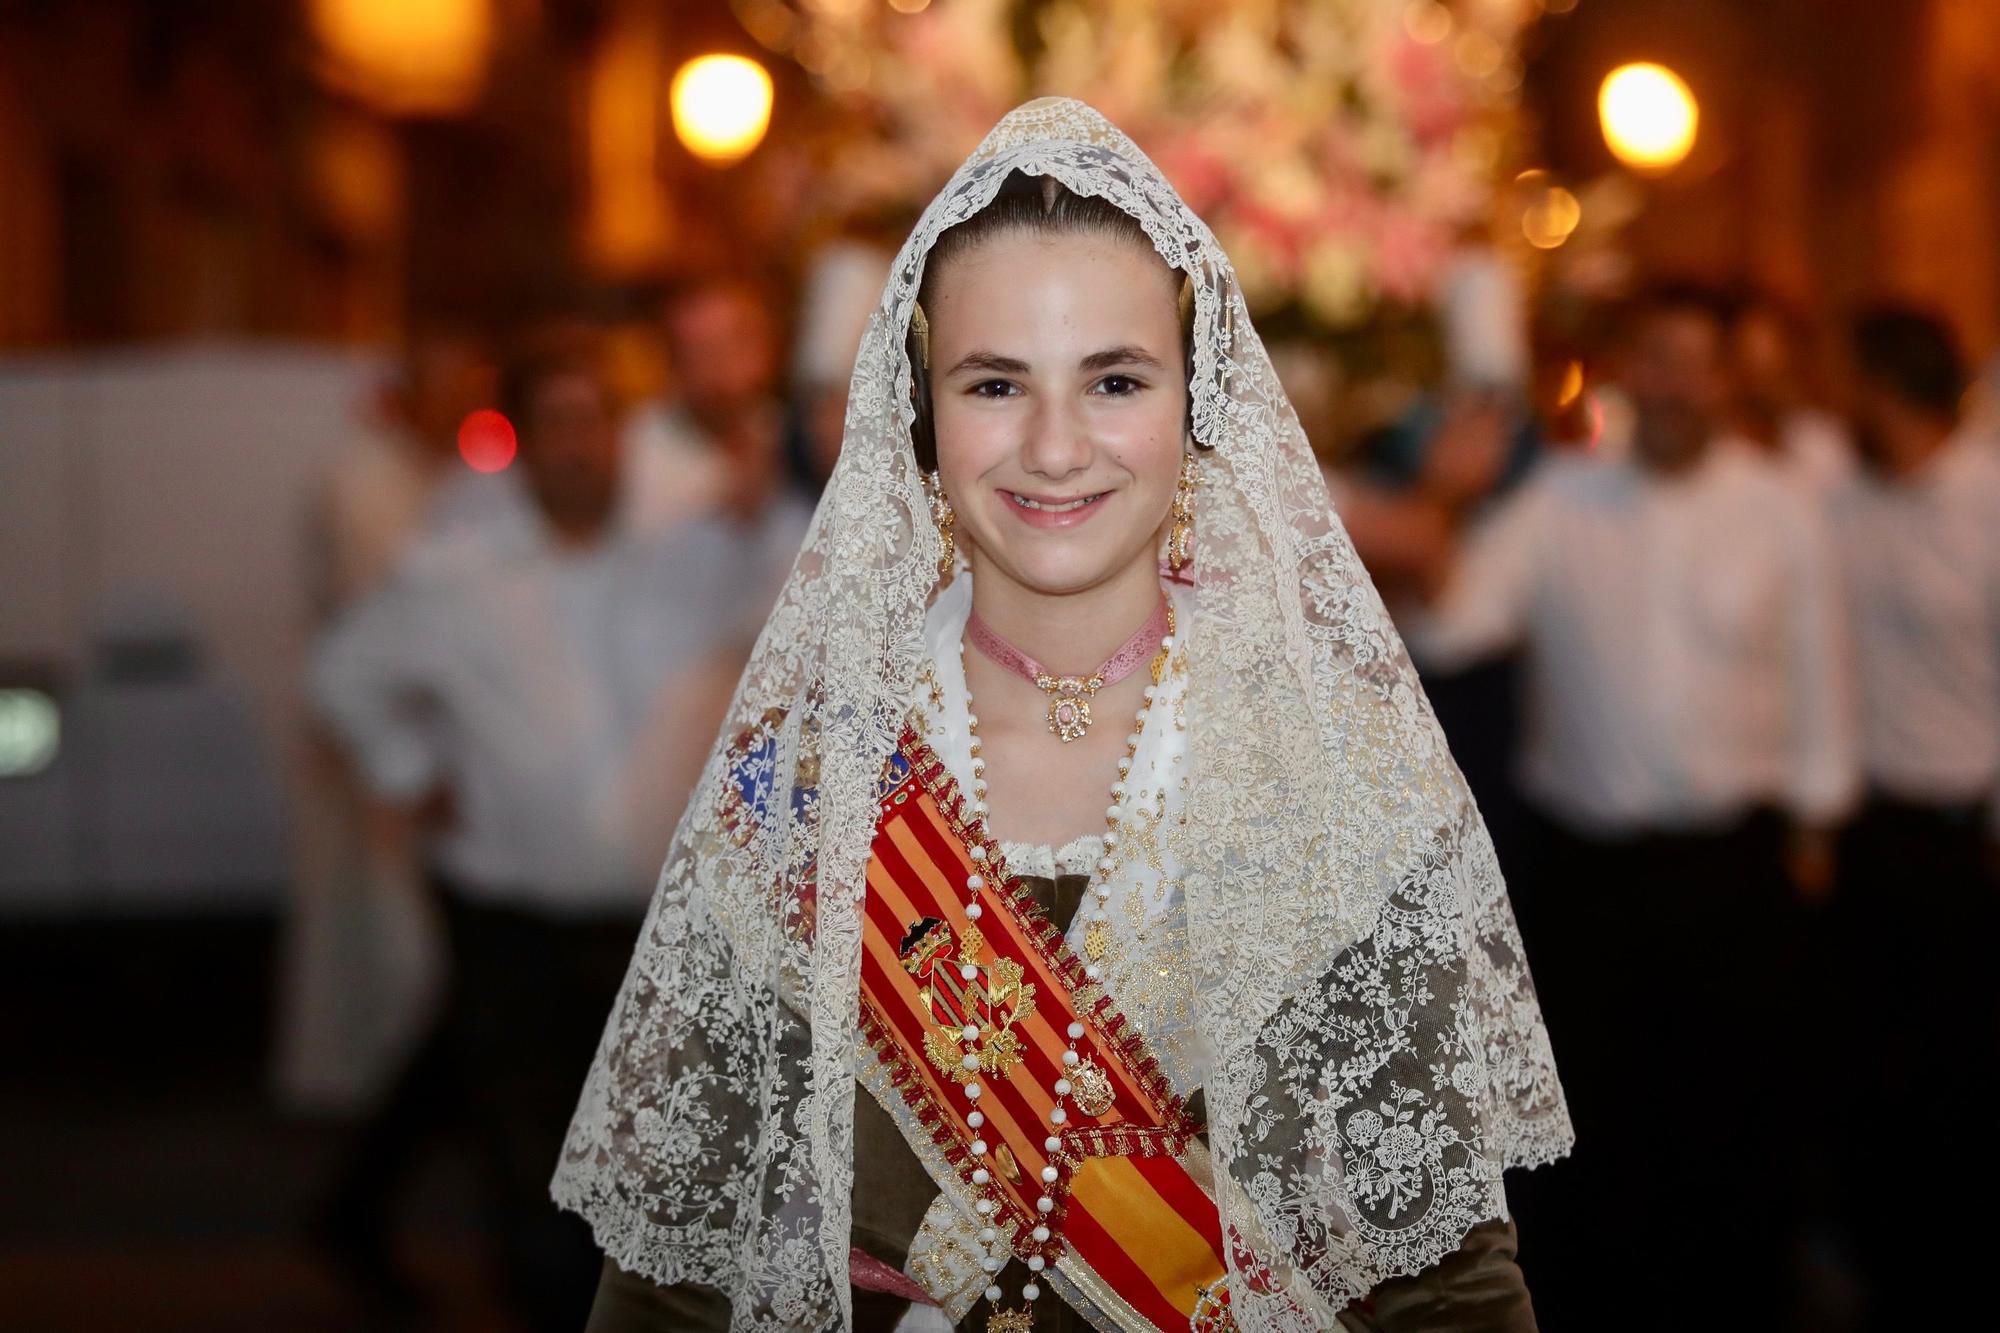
[553,97,1570,1332]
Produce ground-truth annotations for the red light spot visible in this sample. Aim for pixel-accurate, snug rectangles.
[457,409,517,473]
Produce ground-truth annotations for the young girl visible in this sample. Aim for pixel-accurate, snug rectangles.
[556,99,1571,1333]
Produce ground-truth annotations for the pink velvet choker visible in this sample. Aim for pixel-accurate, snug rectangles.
[964,596,1173,742]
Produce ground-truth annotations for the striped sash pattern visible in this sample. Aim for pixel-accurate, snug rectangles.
[858,730,1238,1331]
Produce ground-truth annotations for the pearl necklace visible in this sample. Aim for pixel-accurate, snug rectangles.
[950,596,1177,1325]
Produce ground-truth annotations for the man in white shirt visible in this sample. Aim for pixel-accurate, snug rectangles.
[311,340,804,1330]
[622,277,787,529]
[1826,306,2000,1322]
[1728,294,1857,499]
[1403,285,1859,1326]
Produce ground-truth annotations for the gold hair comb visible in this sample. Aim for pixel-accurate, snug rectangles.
[910,301,931,370]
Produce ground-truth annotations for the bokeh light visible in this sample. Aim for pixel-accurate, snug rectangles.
[1403,2,1454,46]
[457,408,517,473]
[1599,62,1699,173]
[1455,31,1504,80]
[670,55,775,165]
[1556,360,1585,409]
[1522,184,1583,248]
[0,688,59,778]
[308,0,493,117]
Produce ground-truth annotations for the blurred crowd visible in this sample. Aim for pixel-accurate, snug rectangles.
[282,263,1999,1331]
[1333,285,2000,1329]
[289,268,856,1330]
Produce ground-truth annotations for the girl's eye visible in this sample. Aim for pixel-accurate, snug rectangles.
[1095,374,1143,396]
[969,379,1019,398]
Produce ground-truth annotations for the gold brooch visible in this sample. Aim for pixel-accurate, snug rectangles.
[1067,1058,1115,1118]
[1035,673,1101,743]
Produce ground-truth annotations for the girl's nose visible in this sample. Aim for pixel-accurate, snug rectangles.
[1019,398,1091,481]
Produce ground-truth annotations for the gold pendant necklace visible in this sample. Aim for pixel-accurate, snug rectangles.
[966,599,1175,743]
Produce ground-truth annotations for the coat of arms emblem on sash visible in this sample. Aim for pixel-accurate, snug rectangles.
[898,915,1036,1079]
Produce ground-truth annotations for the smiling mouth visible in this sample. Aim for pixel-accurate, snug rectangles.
[1007,491,1106,513]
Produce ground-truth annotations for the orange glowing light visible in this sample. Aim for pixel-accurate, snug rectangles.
[1599,63,1698,173]
[670,55,774,165]
[1556,360,1585,409]
[309,0,494,117]
[458,409,517,473]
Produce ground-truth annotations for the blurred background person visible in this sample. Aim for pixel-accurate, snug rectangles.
[307,336,796,1330]
[1822,304,2000,1325]
[309,321,498,611]
[1962,345,2000,450]
[276,321,494,1124]
[1727,293,1856,497]
[623,276,786,528]
[1399,283,1859,1328]
[1323,250,1565,871]
[779,238,891,496]
[1328,389,1532,862]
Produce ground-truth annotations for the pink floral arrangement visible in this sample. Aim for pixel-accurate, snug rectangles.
[736,0,1530,329]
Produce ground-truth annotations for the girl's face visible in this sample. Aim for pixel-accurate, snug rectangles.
[925,229,1187,601]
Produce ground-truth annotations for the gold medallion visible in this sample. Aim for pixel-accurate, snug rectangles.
[1037,673,1102,743]
[988,1310,1034,1333]
[1068,1058,1115,1118]
[1084,919,1110,961]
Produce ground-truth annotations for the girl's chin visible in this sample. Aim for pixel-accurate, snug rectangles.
[969,543,1161,599]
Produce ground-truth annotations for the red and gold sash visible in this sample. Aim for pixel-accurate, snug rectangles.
[859,729,1239,1331]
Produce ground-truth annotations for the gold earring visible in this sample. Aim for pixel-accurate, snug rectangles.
[929,473,955,581]
[1167,453,1198,573]
[910,300,931,370]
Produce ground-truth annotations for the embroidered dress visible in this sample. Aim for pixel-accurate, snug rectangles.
[555,99,1570,1333]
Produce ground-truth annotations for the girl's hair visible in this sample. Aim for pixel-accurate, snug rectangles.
[907,171,1192,470]
[918,172,1165,307]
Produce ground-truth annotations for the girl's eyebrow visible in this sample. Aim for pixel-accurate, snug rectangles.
[945,350,1030,375]
[946,346,1164,376]
[1078,345,1164,373]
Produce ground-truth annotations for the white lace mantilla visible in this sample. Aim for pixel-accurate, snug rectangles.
[553,97,1571,1332]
